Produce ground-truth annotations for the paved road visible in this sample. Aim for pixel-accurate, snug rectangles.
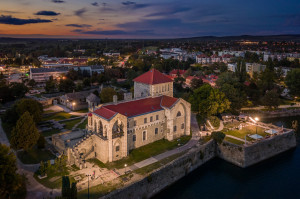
[127,113,201,171]
[241,103,300,110]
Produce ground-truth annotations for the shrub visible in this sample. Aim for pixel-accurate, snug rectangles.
[211,131,225,144]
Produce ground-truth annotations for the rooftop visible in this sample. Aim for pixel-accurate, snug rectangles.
[133,69,173,85]
[92,95,178,120]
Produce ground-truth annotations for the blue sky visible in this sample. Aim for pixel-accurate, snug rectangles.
[0,0,299,38]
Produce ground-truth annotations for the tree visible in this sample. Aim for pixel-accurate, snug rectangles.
[10,112,40,151]
[100,87,117,103]
[70,182,77,199]
[27,79,36,87]
[67,69,79,80]
[59,79,76,93]
[190,78,203,90]
[211,131,225,144]
[258,68,276,92]
[62,176,71,198]
[285,69,300,96]
[15,98,43,123]
[37,134,46,149]
[0,144,27,199]
[83,78,91,87]
[219,83,246,113]
[261,89,280,110]
[10,83,29,99]
[45,76,57,93]
[189,84,230,116]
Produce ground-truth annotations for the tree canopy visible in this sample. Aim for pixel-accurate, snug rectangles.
[10,112,40,151]
[285,69,300,96]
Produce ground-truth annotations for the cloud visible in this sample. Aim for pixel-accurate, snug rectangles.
[91,2,99,7]
[51,0,65,3]
[0,10,22,14]
[71,29,84,33]
[35,11,60,16]
[81,29,155,36]
[0,15,52,25]
[145,6,191,17]
[66,24,92,28]
[121,1,150,9]
[74,8,87,17]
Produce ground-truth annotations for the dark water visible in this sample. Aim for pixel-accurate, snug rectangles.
[153,116,300,199]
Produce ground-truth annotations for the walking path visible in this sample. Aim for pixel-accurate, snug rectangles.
[241,103,300,110]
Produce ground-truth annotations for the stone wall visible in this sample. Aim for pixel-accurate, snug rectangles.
[218,130,297,168]
[102,140,216,199]
[100,130,297,199]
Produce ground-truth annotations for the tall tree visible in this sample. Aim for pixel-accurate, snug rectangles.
[62,176,71,198]
[15,98,43,123]
[285,69,300,96]
[0,144,27,199]
[10,112,40,151]
[70,182,77,199]
[100,87,117,103]
[261,89,280,110]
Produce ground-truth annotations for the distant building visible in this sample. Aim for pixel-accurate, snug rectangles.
[227,63,237,72]
[103,52,120,57]
[169,69,186,78]
[246,63,266,77]
[60,90,98,111]
[196,54,210,64]
[29,67,69,83]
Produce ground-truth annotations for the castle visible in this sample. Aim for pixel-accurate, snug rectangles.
[67,69,191,167]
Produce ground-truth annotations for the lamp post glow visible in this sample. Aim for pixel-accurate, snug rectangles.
[124,164,127,174]
[255,117,259,135]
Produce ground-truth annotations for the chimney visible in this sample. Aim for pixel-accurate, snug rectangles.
[113,95,118,104]
[124,92,132,101]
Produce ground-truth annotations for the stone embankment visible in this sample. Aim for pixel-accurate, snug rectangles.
[102,130,296,199]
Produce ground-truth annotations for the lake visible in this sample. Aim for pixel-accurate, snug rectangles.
[153,116,300,199]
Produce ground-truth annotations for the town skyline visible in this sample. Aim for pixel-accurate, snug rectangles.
[0,0,299,39]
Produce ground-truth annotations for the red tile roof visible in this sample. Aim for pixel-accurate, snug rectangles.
[93,95,178,120]
[169,69,186,76]
[133,69,173,85]
[211,54,220,58]
[197,54,209,58]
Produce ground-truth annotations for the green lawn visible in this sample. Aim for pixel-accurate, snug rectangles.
[43,110,56,114]
[223,125,267,141]
[77,119,87,129]
[42,128,61,137]
[224,137,245,145]
[75,109,89,113]
[1,122,13,140]
[42,112,77,121]
[17,148,56,164]
[60,118,82,130]
[134,152,184,175]
[78,181,122,199]
[207,116,220,129]
[89,135,192,169]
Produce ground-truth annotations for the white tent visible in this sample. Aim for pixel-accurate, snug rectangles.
[265,129,278,134]
[249,134,263,140]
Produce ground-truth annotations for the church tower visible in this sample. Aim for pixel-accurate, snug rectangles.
[133,69,173,98]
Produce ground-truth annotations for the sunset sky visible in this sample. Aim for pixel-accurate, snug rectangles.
[0,0,299,38]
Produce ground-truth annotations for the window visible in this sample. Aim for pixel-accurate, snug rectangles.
[143,131,146,141]
[181,123,184,129]
[134,120,137,126]
[174,126,177,132]
[155,128,158,134]
[116,146,120,152]
[150,116,153,122]
[156,115,159,120]
[133,135,136,142]
[144,118,147,124]
[176,111,181,117]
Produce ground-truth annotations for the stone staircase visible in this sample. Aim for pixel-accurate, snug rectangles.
[70,132,94,169]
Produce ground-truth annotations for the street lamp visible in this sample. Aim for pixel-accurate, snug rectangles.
[255,117,259,135]
[124,164,127,174]
[73,102,76,106]
[86,174,91,199]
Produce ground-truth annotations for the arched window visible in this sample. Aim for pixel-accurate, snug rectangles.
[176,111,182,117]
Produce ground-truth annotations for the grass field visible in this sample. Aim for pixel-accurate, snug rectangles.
[60,118,82,130]
[223,125,267,141]
[75,109,89,113]
[42,112,77,121]
[224,137,245,145]
[17,147,56,164]
[88,135,192,169]
[77,119,87,129]
[42,128,61,137]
